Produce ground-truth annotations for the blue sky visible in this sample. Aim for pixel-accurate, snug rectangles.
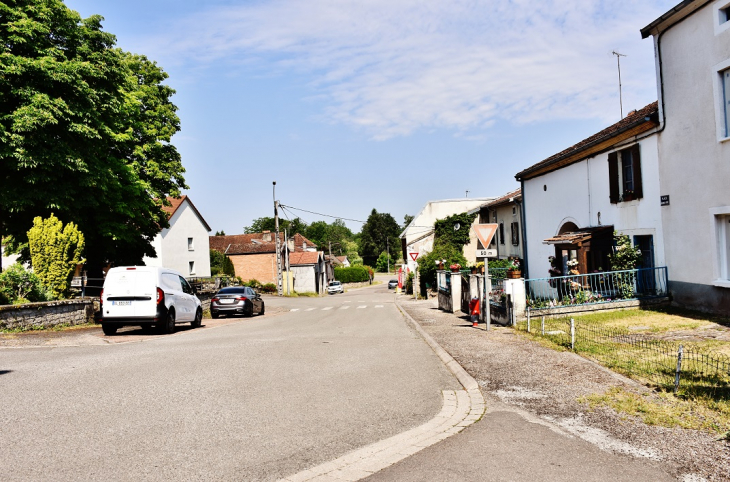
[65,0,677,235]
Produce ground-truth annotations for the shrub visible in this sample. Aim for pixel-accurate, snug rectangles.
[0,263,49,304]
[334,266,370,283]
[405,272,414,294]
[244,279,262,290]
[27,214,85,299]
[261,283,277,293]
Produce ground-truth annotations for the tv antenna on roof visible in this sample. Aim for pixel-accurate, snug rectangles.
[612,51,627,119]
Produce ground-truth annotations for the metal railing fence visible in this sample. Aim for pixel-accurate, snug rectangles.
[517,316,730,399]
[525,267,668,310]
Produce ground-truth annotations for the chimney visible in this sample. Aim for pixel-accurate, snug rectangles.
[303,242,307,250]
[288,238,295,251]
[262,230,271,242]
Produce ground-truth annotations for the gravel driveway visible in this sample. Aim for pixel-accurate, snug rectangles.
[397,296,730,481]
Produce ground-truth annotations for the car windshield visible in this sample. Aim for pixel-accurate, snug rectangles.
[329,282,340,286]
[217,287,246,294]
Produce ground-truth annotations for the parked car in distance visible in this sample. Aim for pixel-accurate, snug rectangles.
[327,281,344,294]
[210,286,265,318]
[100,266,202,336]
[388,279,398,289]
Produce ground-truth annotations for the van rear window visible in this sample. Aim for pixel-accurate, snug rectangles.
[105,270,154,293]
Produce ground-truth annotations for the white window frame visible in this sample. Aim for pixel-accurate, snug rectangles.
[188,237,194,251]
[713,59,730,142]
[709,206,730,288]
[189,261,195,276]
[714,1,730,35]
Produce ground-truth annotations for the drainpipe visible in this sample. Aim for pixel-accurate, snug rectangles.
[519,180,529,279]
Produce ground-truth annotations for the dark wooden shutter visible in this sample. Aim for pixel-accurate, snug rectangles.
[608,152,619,203]
[631,144,643,199]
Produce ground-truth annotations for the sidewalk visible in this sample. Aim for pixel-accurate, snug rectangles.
[376,296,729,482]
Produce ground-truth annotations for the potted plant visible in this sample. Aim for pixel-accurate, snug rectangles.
[449,263,461,273]
[547,255,562,287]
[506,257,522,278]
[476,261,485,274]
[470,264,477,274]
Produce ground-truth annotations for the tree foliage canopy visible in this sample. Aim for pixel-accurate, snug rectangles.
[358,209,400,266]
[0,0,187,268]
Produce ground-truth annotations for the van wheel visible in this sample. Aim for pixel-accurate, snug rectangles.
[192,309,202,328]
[140,325,154,333]
[102,324,117,336]
[159,310,176,334]
[259,302,265,315]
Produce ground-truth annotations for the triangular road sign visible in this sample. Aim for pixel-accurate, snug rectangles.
[473,224,498,248]
[409,252,419,261]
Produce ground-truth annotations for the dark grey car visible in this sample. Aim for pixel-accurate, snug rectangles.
[210,287,265,318]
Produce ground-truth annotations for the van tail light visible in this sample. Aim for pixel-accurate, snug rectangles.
[156,287,164,304]
[100,289,104,304]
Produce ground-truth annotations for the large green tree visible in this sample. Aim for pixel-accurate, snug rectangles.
[243,217,307,236]
[0,0,187,271]
[358,209,401,267]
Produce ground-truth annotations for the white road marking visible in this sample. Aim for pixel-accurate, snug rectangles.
[343,301,352,303]
[375,305,384,308]
[290,309,300,312]
[305,308,316,312]
[322,307,333,311]
[339,306,350,310]
[357,305,367,309]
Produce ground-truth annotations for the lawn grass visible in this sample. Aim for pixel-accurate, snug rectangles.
[517,307,730,436]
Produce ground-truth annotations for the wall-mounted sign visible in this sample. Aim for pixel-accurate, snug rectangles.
[476,249,497,258]
[661,195,670,206]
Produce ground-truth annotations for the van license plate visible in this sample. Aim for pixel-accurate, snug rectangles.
[112,301,132,306]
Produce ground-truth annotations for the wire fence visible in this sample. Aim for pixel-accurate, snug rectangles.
[516,315,730,400]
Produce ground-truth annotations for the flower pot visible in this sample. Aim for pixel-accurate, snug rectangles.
[450,268,460,273]
[506,270,522,279]
[479,266,485,274]
[470,268,477,274]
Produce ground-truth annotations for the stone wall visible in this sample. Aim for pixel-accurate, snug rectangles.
[0,299,98,331]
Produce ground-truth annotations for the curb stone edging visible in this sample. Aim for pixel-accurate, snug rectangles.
[278,301,485,482]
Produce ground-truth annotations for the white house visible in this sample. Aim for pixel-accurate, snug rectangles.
[400,197,495,274]
[515,103,665,280]
[640,0,730,314]
[470,188,524,261]
[289,251,327,294]
[143,196,212,277]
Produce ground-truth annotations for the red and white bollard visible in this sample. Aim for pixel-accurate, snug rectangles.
[469,297,480,327]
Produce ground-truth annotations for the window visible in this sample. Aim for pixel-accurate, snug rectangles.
[608,144,643,203]
[710,207,730,287]
[723,6,730,24]
[189,261,195,275]
[499,223,505,245]
[717,2,730,34]
[188,237,194,251]
[511,222,519,246]
[720,69,730,137]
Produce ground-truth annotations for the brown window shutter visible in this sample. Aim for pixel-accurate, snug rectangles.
[608,152,619,203]
[631,144,643,199]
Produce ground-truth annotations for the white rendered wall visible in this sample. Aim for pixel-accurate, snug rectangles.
[143,200,211,277]
[523,134,664,279]
[654,5,730,287]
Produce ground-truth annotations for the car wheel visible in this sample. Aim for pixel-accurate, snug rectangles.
[159,309,175,334]
[259,302,265,315]
[191,308,202,328]
[101,324,117,336]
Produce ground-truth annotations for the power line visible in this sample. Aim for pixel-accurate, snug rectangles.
[279,204,367,224]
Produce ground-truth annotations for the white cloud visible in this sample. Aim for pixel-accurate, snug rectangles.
[149,0,673,139]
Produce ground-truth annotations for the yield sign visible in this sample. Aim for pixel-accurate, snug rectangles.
[409,252,419,261]
[473,224,498,248]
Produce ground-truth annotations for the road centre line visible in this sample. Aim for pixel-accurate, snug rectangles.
[357,306,367,309]
[290,309,300,312]
[339,306,350,310]
[375,305,383,308]
[305,308,316,312]
[322,307,333,311]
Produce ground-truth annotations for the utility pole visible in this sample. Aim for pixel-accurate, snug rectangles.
[273,182,283,296]
[285,228,290,295]
[612,51,627,119]
[386,238,390,274]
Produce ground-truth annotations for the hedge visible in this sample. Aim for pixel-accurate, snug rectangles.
[334,266,370,283]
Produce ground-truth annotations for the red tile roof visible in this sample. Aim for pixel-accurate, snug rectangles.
[515,102,659,181]
[209,232,317,255]
[289,251,322,265]
[484,188,522,209]
[162,195,211,232]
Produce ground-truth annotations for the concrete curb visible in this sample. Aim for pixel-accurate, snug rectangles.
[278,301,485,482]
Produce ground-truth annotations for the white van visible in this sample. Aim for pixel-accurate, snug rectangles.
[100,266,202,336]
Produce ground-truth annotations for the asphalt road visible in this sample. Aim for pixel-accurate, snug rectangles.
[0,282,459,481]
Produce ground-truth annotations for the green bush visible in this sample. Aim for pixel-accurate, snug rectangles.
[261,283,277,293]
[334,266,370,283]
[244,279,263,290]
[405,272,414,294]
[0,263,50,304]
[375,251,396,272]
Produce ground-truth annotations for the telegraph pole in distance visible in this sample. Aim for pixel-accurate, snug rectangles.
[273,182,283,296]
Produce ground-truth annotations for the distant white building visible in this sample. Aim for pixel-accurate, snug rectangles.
[400,197,496,274]
[143,196,212,278]
[1,244,20,271]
